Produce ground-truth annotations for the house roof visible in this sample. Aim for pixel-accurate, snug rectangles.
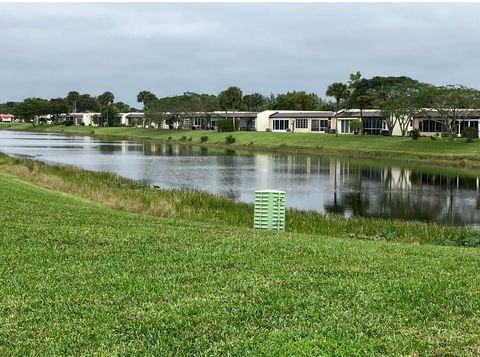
[413,109,480,118]
[0,114,14,118]
[335,109,383,118]
[269,111,334,119]
[213,111,258,118]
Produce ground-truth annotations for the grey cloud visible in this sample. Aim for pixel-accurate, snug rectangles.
[1,3,480,105]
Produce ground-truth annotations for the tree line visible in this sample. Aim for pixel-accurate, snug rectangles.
[0,91,138,126]
[326,71,480,136]
[1,88,334,126]
[3,74,480,136]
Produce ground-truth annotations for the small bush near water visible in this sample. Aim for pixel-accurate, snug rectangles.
[225,135,236,144]
[200,136,208,143]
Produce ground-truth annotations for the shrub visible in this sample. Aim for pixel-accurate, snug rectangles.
[225,135,236,144]
[180,136,187,141]
[90,130,95,135]
[188,137,192,142]
[200,136,208,143]
[350,119,362,135]
[217,119,240,132]
[430,135,437,141]
[410,128,420,140]
[464,127,479,142]
[168,136,172,140]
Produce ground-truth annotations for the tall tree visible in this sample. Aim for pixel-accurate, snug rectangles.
[12,98,49,122]
[243,93,266,112]
[218,86,244,131]
[326,82,349,113]
[0,101,17,114]
[275,91,320,110]
[370,77,422,136]
[418,85,480,138]
[66,91,80,113]
[77,94,100,112]
[101,104,119,127]
[47,98,69,120]
[326,82,349,136]
[115,102,131,113]
[137,90,157,127]
[218,87,244,111]
[98,91,115,127]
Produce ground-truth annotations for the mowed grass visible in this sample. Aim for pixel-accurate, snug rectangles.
[4,123,480,166]
[1,153,479,247]
[1,172,480,355]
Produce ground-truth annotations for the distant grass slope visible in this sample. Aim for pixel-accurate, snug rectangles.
[3,123,480,166]
[1,172,480,355]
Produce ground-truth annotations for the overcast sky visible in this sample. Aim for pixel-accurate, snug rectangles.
[1,3,480,106]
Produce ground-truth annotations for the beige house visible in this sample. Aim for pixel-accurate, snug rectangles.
[335,109,392,135]
[261,111,334,133]
[412,110,480,137]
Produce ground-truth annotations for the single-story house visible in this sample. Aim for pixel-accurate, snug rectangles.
[0,114,14,122]
[59,113,101,126]
[335,109,392,135]
[255,110,334,133]
[412,109,480,137]
[118,112,146,127]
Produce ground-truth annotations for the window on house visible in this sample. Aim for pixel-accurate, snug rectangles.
[320,119,330,131]
[419,120,443,132]
[295,118,308,129]
[362,117,384,135]
[273,119,289,131]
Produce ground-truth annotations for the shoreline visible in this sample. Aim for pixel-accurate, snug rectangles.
[0,151,479,247]
[3,123,480,168]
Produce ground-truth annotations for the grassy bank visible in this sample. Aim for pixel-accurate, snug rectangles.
[3,123,480,167]
[2,165,480,355]
[0,153,478,247]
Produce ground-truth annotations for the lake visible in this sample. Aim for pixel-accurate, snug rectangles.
[1,130,479,227]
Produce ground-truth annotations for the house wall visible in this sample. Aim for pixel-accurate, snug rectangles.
[0,115,13,123]
[255,110,278,131]
[292,118,310,133]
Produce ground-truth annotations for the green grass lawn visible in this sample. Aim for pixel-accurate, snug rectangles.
[1,171,480,355]
[3,123,480,166]
[1,153,478,247]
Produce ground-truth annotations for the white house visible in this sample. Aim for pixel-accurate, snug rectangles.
[0,114,14,122]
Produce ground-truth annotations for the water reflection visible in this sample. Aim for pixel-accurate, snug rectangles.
[1,130,479,226]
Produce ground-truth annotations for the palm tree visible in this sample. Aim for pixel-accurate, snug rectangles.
[137,90,157,128]
[218,87,243,131]
[326,82,349,135]
[98,91,115,127]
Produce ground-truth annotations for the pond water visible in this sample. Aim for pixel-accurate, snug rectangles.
[1,130,480,227]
